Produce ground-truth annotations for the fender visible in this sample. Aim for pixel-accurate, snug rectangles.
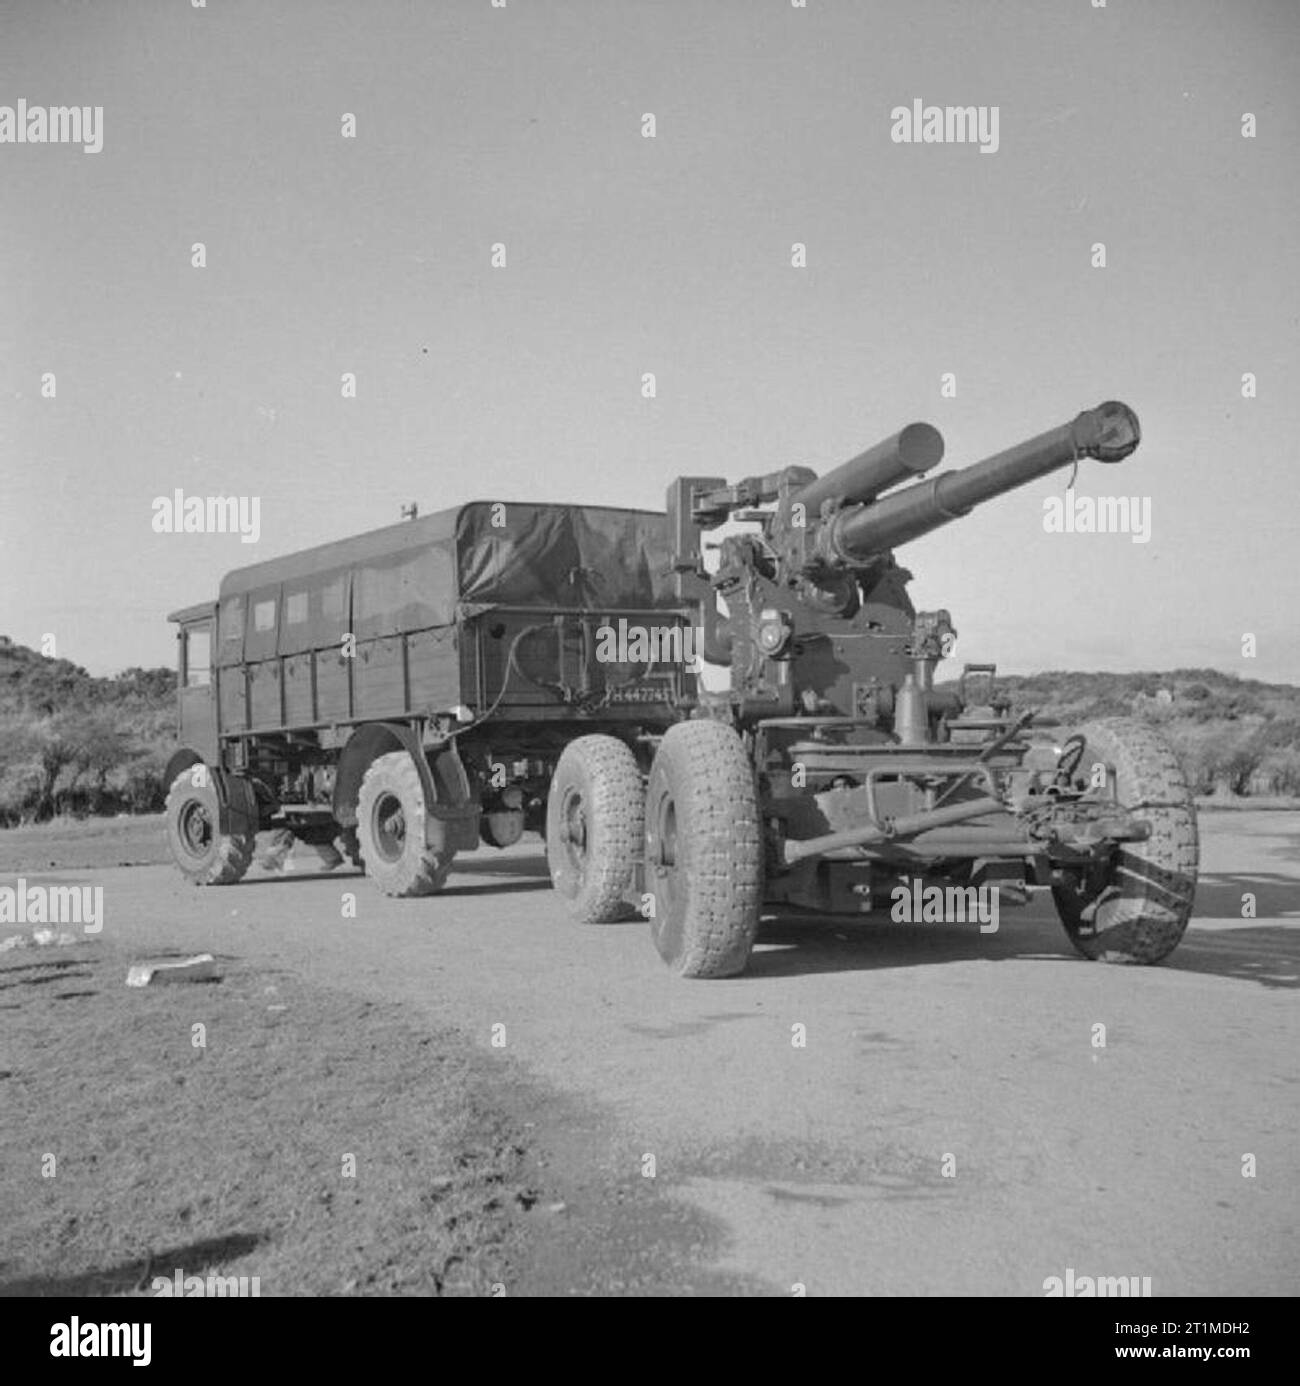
[425,741,480,853]
[163,750,259,838]
[334,722,479,854]
[213,768,260,839]
[162,747,203,795]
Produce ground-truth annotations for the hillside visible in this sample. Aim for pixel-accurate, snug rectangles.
[946,667,1300,797]
[979,668,1300,728]
[0,636,177,825]
[0,637,1297,826]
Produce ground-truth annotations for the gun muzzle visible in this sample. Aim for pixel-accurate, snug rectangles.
[794,422,944,515]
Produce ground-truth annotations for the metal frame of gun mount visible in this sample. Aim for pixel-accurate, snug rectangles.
[642,400,1199,977]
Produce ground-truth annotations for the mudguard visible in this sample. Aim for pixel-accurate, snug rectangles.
[213,768,260,839]
[334,722,479,855]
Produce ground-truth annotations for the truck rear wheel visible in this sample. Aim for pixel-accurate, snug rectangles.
[644,720,763,978]
[546,735,644,923]
[356,751,454,897]
[1052,717,1199,963]
[165,767,255,886]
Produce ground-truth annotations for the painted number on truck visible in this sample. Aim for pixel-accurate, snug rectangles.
[607,685,669,704]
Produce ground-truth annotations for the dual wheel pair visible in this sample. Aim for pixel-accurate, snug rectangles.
[546,721,764,978]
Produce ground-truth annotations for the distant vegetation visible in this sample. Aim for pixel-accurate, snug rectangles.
[976,669,1300,798]
[0,635,1297,827]
[0,636,177,826]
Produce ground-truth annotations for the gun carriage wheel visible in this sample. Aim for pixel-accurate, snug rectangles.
[1051,718,1199,963]
[644,720,763,978]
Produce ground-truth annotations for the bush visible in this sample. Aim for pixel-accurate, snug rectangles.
[1254,750,1300,797]
[1191,726,1269,796]
[118,749,172,814]
[0,766,43,827]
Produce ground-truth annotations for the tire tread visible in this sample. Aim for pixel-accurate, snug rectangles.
[1054,717,1198,964]
[648,719,763,978]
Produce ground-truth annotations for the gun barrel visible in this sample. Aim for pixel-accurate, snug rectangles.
[795,422,944,515]
[825,401,1140,561]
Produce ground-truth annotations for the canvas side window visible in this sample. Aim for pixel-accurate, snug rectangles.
[354,563,399,636]
[254,598,277,632]
[354,553,436,638]
[286,590,309,625]
[220,596,244,644]
[320,575,345,620]
[185,628,211,687]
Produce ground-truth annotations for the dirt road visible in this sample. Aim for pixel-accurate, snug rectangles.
[7,810,1298,1295]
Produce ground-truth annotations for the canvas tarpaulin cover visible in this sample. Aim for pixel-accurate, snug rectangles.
[214,502,677,658]
[454,503,676,617]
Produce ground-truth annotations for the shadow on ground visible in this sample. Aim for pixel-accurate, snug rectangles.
[236,851,553,893]
[0,1232,267,1297]
[744,871,1300,989]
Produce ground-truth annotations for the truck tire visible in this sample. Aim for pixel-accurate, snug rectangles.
[1052,717,1199,963]
[644,719,763,978]
[546,735,644,923]
[165,767,255,886]
[356,751,454,896]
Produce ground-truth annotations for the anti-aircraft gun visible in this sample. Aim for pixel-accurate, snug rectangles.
[161,390,1196,983]
[623,402,1198,977]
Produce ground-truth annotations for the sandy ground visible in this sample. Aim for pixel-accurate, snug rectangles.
[2,810,1297,1296]
[1,944,531,1297]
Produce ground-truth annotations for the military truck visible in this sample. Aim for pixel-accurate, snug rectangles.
[164,502,690,896]
[166,400,1198,978]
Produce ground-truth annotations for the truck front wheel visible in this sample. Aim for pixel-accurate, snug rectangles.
[165,767,255,886]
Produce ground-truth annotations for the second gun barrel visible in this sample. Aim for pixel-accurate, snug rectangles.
[794,422,944,515]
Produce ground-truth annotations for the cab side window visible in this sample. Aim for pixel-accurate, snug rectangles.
[185,627,211,687]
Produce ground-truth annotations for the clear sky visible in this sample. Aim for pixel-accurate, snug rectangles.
[2,0,1297,682]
